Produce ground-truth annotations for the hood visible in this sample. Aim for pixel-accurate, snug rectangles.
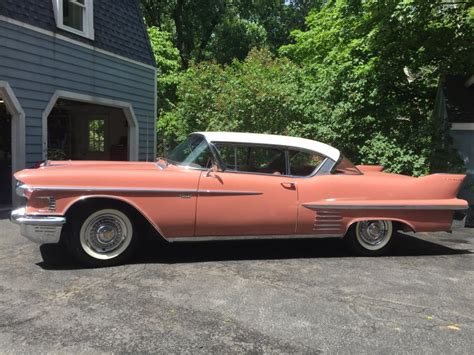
[13,160,196,190]
[39,160,158,169]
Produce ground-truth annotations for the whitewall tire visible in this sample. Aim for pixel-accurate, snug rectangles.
[346,220,396,256]
[67,207,138,267]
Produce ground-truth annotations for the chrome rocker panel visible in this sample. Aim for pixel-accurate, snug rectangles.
[10,208,66,244]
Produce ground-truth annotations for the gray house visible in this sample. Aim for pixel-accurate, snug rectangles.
[0,0,157,207]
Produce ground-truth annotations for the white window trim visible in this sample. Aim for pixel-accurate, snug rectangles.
[52,0,95,40]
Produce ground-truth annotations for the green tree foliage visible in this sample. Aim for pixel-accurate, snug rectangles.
[204,17,267,64]
[147,27,181,115]
[145,0,473,176]
[142,0,228,67]
[158,49,309,151]
[140,0,320,66]
[280,0,473,175]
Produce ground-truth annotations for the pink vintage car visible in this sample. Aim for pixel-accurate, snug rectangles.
[11,132,468,267]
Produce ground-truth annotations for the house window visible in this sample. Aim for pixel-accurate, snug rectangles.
[88,119,105,152]
[52,0,94,40]
[63,0,85,31]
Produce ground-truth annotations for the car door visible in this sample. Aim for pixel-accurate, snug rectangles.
[195,143,298,236]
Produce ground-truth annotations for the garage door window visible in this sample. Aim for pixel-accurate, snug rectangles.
[88,119,105,152]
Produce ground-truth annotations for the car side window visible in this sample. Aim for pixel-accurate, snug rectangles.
[216,145,238,170]
[289,150,325,176]
[216,143,286,175]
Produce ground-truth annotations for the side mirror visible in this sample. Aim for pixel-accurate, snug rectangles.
[206,162,220,177]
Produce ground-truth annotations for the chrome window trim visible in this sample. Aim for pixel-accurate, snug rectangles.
[200,157,331,179]
[209,140,334,179]
[167,134,338,178]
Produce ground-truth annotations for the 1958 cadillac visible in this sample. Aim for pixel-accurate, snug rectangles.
[11,132,468,267]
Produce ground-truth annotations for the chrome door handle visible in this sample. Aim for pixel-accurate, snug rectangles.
[281,182,296,189]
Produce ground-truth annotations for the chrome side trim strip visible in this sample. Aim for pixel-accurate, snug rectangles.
[167,234,344,242]
[199,190,262,196]
[23,185,197,194]
[303,204,468,211]
[21,185,263,196]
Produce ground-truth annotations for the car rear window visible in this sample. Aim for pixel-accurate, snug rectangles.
[333,156,362,175]
[288,150,325,176]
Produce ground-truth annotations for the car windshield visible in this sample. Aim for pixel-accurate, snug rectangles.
[167,135,214,169]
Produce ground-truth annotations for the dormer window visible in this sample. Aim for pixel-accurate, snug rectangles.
[52,0,94,40]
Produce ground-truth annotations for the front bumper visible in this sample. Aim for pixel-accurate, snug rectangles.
[10,208,66,244]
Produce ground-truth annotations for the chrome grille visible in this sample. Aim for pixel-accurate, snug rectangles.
[313,210,342,232]
[48,197,57,212]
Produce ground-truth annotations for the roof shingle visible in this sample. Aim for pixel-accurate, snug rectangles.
[1,0,155,67]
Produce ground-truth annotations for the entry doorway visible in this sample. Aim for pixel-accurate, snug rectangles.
[0,96,12,207]
[47,99,129,161]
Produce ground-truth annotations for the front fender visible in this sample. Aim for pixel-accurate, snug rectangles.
[61,195,169,241]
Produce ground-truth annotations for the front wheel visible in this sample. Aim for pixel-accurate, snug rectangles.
[67,208,138,267]
[345,220,395,256]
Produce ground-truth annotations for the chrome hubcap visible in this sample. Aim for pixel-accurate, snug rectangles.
[96,224,118,244]
[80,210,133,259]
[357,220,391,247]
[87,216,125,253]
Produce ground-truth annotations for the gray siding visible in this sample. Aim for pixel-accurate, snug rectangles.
[0,20,156,166]
[1,0,155,66]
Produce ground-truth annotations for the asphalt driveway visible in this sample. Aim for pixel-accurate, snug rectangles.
[0,211,473,354]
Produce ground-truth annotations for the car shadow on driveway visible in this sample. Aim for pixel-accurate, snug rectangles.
[37,232,472,270]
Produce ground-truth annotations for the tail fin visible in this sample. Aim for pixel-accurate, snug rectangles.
[417,174,466,199]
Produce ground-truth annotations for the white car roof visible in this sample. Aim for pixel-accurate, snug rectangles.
[195,131,341,161]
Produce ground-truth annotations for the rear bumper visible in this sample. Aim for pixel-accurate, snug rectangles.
[10,208,66,244]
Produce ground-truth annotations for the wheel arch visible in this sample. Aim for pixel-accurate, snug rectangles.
[344,217,416,236]
[63,195,168,242]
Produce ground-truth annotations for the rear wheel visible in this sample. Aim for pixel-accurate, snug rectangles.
[67,207,138,267]
[345,220,395,256]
